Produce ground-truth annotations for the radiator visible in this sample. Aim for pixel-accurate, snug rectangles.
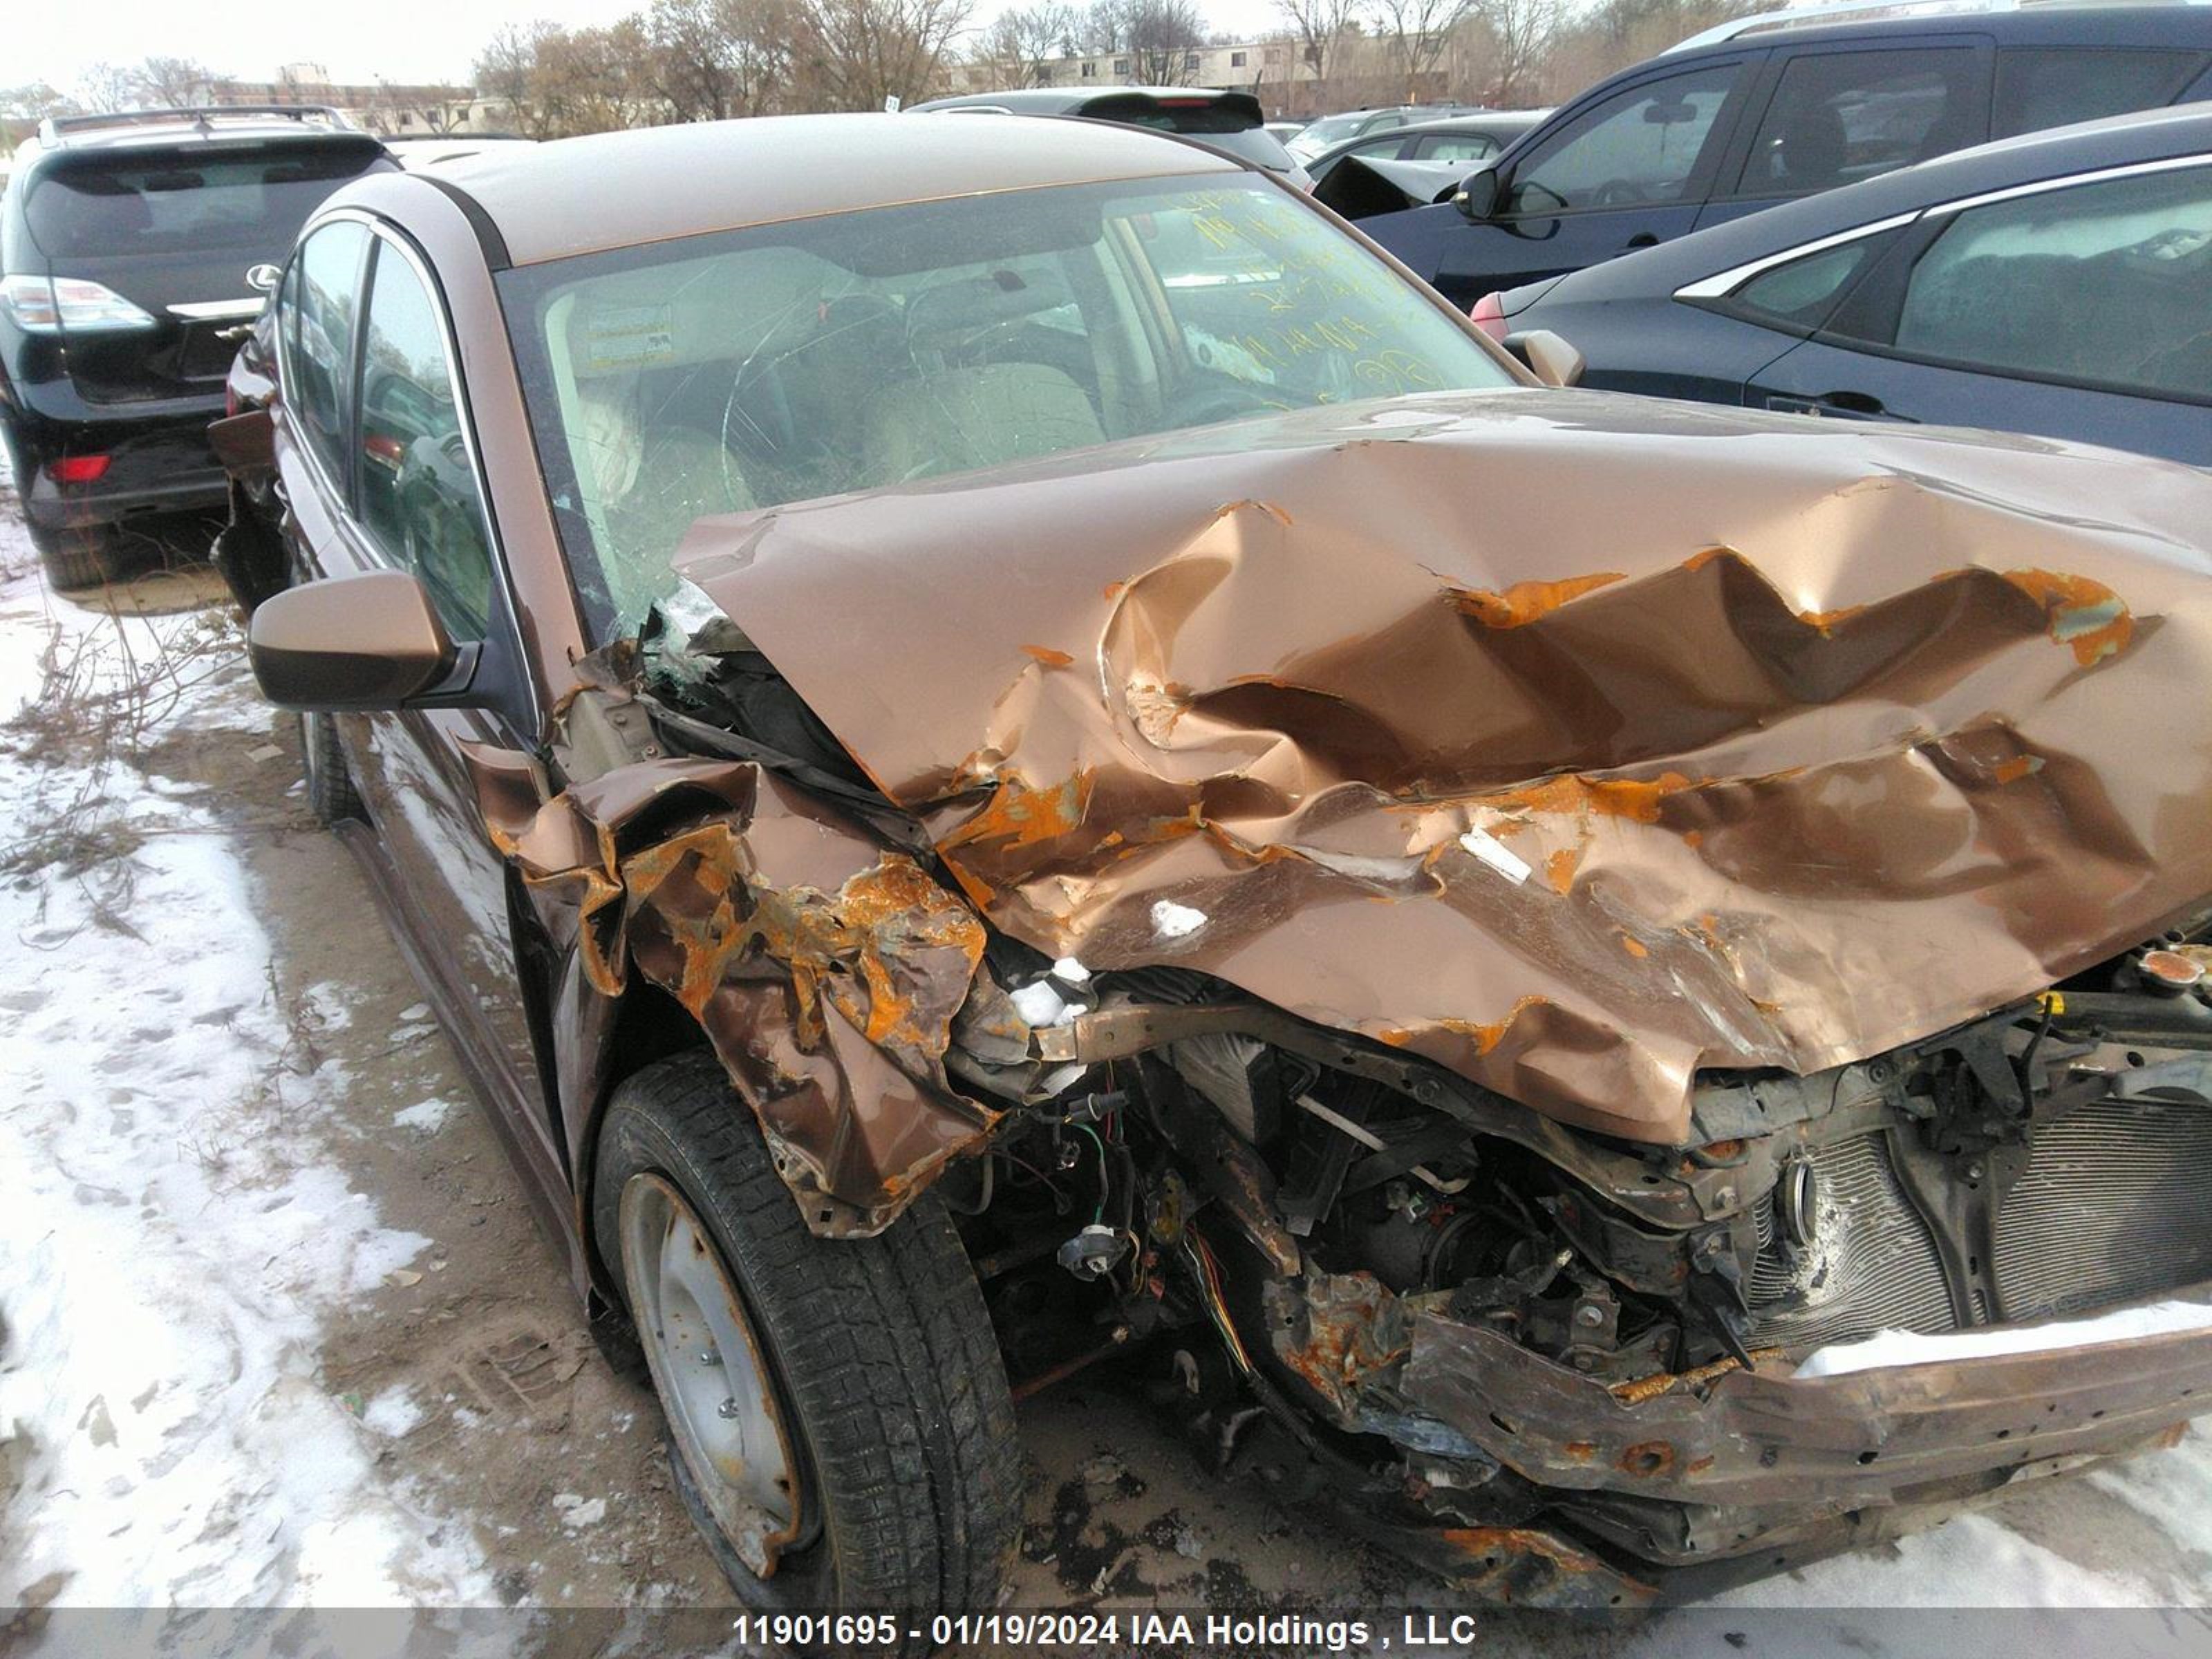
[1745,1131,1956,1352]
[1994,1098,2212,1322]
[1743,1100,2212,1353]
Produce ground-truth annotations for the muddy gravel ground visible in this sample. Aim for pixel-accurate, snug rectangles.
[3,503,2211,1659]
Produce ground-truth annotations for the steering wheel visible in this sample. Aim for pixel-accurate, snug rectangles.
[1591,178,1650,207]
[1165,376,1279,429]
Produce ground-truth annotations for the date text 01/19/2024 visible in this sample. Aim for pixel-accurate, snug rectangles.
[725,1613,1524,1649]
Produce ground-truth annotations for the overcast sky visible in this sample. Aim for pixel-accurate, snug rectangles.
[19,0,1295,94]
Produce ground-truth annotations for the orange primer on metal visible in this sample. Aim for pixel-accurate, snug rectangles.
[1451,571,1625,628]
[2002,568,2135,666]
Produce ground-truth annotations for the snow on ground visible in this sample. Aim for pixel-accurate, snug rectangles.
[0,537,494,1608]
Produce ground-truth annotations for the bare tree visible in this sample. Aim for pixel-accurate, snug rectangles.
[131,55,215,109]
[646,0,798,120]
[797,0,973,110]
[1123,0,1207,84]
[1473,0,1561,105]
[971,3,1080,88]
[1366,0,1470,102]
[473,23,566,138]
[533,19,659,135]
[1275,0,1360,104]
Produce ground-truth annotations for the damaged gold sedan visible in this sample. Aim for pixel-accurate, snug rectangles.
[212,111,2212,1631]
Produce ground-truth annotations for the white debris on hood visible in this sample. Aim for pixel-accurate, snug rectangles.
[1010,978,1082,1028]
[1458,827,1532,885]
[1151,899,1209,940]
[1051,956,1092,984]
[1794,1299,2212,1379]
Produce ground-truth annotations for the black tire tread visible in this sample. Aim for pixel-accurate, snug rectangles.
[301,711,364,825]
[593,1051,1020,1635]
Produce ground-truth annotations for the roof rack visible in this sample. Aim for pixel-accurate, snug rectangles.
[37,104,357,147]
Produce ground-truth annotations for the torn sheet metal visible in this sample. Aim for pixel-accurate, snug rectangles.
[671,390,2212,1145]
[471,747,995,1233]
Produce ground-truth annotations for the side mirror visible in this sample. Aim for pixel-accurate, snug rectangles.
[1502,329,1584,389]
[250,569,466,710]
[1454,163,1502,222]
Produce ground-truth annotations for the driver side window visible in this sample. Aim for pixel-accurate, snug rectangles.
[355,236,496,639]
[1506,63,1744,215]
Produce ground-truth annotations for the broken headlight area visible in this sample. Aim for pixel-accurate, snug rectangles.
[929,930,2212,1602]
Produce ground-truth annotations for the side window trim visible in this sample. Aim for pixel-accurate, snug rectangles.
[1674,209,1923,300]
[1495,53,1765,221]
[1715,37,1995,203]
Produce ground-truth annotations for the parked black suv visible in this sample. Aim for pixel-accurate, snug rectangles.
[1363,6,2212,309]
[1,106,393,585]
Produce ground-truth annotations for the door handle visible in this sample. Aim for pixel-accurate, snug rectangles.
[1767,390,1899,420]
[1621,233,1660,251]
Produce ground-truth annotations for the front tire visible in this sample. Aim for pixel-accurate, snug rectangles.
[299,711,364,825]
[592,1052,1019,1640]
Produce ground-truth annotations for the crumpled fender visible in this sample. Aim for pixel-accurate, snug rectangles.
[467,747,995,1235]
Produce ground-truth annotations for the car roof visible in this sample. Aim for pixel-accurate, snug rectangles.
[1652,1,2212,61]
[418,111,1244,268]
[911,86,1249,113]
[1670,0,2212,53]
[1541,101,2212,301]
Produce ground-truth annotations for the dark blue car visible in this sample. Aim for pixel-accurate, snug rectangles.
[1362,6,2212,310]
[1489,104,2212,466]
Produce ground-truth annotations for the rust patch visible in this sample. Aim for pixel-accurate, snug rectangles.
[1609,1350,1780,1405]
[1544,847,1580,896]
[1483,771,1698,825]
[1021,644,1075,668]
[1450,571,1625,628]
[1620,934,1649,959]
[937,769,1094,852]
[2003,568,2135,666]
[1618,1441,1676,1477]
[1992,753,2044,785]
[1267,1273,1412,1421]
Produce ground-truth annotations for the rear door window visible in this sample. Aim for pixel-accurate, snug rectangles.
[1412,133,1501,162]
[1991,48,2209,140]
[1506,63,1747,215]
[24,144,388,259]
[1734,48,1985,199]
[1889,163,2212,401]
[286,219,371,492]
[356,237,496,638]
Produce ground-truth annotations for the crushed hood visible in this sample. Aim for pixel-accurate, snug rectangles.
[670,390,2212,1145]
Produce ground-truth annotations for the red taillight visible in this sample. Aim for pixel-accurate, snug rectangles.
[46,454,112,485]
[1469,292,1509,343]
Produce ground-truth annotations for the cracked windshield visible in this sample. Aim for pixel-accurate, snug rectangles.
[500,173,1514,633]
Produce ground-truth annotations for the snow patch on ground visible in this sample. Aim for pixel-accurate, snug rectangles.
[554,1494,608,1531]
[393,1096,459,1134]
[0,563,492,1606]
[362,1387,427,1439]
